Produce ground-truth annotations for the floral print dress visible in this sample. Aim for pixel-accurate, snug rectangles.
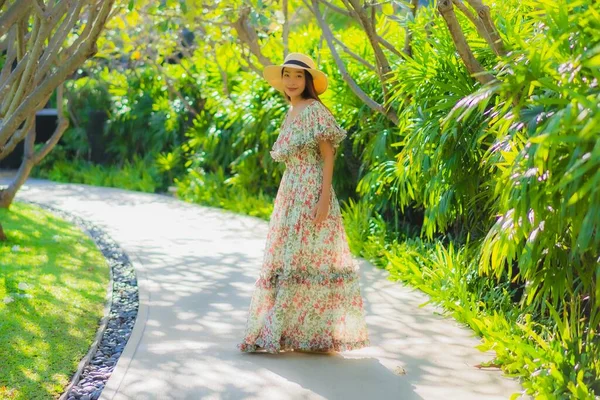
[238,100,370,354]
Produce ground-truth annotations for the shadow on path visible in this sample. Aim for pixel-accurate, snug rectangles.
[5,179,523,400]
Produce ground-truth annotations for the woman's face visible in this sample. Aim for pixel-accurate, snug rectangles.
[282,67,306,98]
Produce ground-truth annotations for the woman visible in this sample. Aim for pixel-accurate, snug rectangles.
[238,52,370,354]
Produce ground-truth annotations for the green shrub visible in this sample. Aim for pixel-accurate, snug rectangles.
[34,157,159,193]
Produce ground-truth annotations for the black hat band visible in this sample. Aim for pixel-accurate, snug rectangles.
[283,59,311,69]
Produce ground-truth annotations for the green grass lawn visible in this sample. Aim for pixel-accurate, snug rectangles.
[0,202,109,399]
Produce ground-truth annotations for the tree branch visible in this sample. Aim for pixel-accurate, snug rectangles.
[343,0,393,101]
[32,85,69,164]
[0,0,33,38]
[37,1,84,81]
[463,0,506,56]
[0,28,18,92]
[283,0,289,58]
[6,15,47,117]
[0,0,115,149]
[311,0,398,125]
[231,6,273,67]
[376,34,403,58]
[452,0,494,51]
[0,115,35,160]
[32,0,45,18]
[316,0,351,17]
[0,0,117,208]
[239,44,263,75]
[46,1,100,77]
[437,0,496,85]
[304,0,373,69]
[332,35,376,71]
[1,17,27,115]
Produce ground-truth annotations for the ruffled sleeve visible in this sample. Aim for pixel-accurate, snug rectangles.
[270,101,346,162]
[305,101,347,150]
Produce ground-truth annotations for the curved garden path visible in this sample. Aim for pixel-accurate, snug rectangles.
[6,178,524,400]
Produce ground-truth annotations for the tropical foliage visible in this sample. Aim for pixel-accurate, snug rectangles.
[28,0,600,397]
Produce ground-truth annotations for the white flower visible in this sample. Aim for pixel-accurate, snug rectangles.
[3,296,14,304]
[18,282,31,290]
[52,235,62,242]
[11,245,20,252]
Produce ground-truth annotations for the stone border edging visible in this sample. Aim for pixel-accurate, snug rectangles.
[99,254,150,400]
[22,201,140,400]
[58,238,114,400]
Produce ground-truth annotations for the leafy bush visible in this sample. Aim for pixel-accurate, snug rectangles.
[343,199,598,398]
[35,157,159,193]
[175,166,274,219]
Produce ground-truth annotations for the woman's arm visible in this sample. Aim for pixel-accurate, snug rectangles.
[313,139,335,224]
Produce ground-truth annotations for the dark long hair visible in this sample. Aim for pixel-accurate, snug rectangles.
[281,68,340,156]
[281,68,337,117]
[282,68,322,104]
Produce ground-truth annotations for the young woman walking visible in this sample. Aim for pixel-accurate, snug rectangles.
[238,52,370,354]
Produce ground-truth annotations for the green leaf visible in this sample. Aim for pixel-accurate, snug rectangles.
[545,300,569,342]
[567,172,600,205]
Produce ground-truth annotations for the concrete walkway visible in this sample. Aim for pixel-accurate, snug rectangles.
[7,179,523,399]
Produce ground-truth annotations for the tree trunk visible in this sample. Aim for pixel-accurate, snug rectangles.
[0,222,6,241]
[0,86,68,209]
[437,0,496,85]
[0,160,34,208]
[0,122,36,209]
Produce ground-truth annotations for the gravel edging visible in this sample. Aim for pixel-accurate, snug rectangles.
[24,201,139,400]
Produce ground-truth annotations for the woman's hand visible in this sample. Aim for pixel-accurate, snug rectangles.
[312,196,330,225]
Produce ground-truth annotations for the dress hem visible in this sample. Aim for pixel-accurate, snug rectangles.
[237,339,370,354]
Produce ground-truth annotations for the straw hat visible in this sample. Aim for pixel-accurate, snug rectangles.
[263,52,328,95]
